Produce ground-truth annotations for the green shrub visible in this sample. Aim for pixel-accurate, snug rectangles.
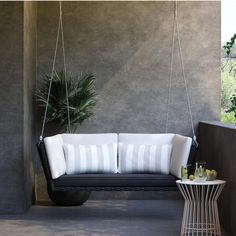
[221,109,236,124]
[221,59,236,124]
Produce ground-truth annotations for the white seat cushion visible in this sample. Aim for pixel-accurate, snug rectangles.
[63,143,118,174]
[44,134,65,179]
[119,143,172,174]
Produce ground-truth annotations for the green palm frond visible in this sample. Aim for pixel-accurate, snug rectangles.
[36,71,97,132]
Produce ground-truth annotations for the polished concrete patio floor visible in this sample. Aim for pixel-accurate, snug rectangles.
[0,200,228,236]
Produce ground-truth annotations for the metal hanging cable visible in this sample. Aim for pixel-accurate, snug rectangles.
[165,6,176,134]
[165,0,198,146]
[39,1,71,142]
[60,2,71,133]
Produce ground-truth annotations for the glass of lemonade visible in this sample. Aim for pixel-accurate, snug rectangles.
[181,165,188,181]
[194,162,207,182]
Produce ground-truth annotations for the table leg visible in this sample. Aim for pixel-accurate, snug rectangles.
[177,183,224,236]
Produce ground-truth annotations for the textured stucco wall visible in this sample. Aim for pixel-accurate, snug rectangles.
[0,2,37,213]
[36,1,221,201]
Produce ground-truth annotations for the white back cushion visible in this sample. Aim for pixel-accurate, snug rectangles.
[170,134,192,178]
[44,134,65,179]
[119,133,175,145]
[119,143,172,174]
[62,133,118,145]
[63,143,118,174]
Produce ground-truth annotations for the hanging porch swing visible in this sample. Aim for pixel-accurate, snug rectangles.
[37,1,198,206]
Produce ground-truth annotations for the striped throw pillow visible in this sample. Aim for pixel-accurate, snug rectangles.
[63,143,118,174]
[118,143,172,174]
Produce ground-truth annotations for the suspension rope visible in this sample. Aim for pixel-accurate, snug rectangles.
[165,8,176,134]
[39,10,61,142]
[39,1,71,141]
[165,0,198,146]
[60,1,71,133]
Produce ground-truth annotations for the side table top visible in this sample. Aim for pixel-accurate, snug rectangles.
[176,179,226,185]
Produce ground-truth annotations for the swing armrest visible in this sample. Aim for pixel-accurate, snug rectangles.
[170,134,192,178]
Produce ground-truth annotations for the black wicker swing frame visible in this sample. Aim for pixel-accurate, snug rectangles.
[37,141,193,206]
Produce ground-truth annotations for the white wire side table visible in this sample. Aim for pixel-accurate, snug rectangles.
[176,180,226,236]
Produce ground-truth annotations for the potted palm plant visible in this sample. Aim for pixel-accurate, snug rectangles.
[36,71,97,132]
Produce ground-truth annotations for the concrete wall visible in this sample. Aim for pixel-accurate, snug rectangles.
[0,2,25,213]
[24,1,37,208]
[0,2,36,213]
[198,121,236,236]
[36,1,221,201]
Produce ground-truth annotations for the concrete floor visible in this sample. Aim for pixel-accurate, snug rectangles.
[0,200,228,236]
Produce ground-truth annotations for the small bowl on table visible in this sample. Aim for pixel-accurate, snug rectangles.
[206,169,217,181]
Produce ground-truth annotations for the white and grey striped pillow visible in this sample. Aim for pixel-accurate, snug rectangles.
[63,143,118,174]
[118,143,172,174]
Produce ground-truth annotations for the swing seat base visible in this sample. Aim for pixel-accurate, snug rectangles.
[48,185,90,206]
[53,173,178,190]
[49,174,177,205]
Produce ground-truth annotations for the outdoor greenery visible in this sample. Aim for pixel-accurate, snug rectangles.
[36,71,97,132]
[221,57,236,123]
[227,94,236,117]
[223,34,236,55]
[221,34,236,124]
[221,109,236,124]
